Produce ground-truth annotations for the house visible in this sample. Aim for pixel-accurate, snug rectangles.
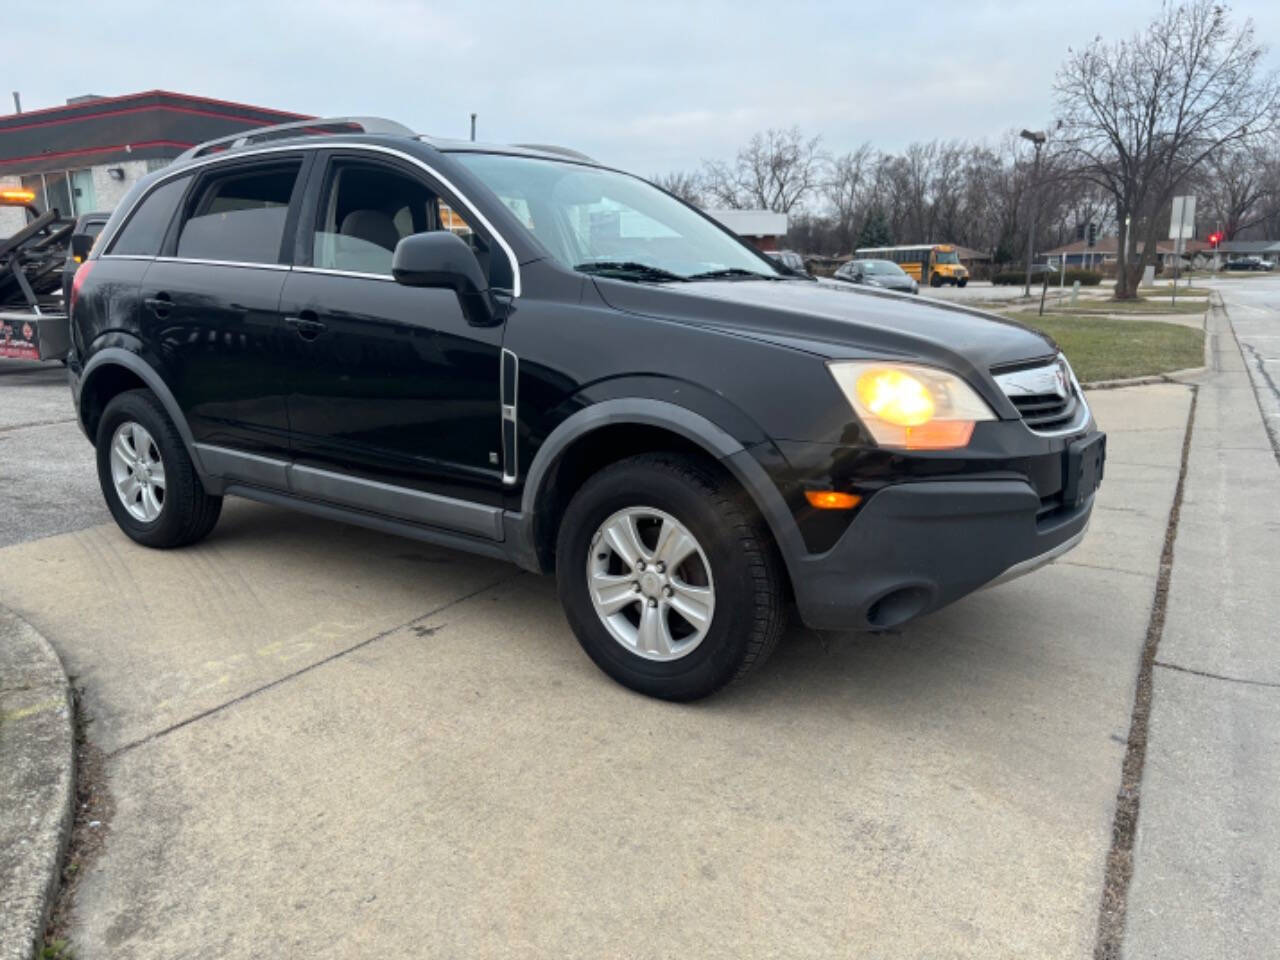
[1,90,307,236]
[704,209,789,251]
[1216,239,1280,260]
[1043,237,1210,270]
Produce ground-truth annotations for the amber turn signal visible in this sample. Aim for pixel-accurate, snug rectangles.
[805,490,863,510]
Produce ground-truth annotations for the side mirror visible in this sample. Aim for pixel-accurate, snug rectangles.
[392,230,497,326]
[70,233,96,261]
[853,271,864,283]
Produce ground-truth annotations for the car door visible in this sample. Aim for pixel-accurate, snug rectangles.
[137,154,311,463]
[277,150,505,525]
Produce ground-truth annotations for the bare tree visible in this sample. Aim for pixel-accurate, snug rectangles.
[1055,1,1280,298]
[1195,138,1273,238]
[702,127,825,213]
[824,144,874,252]
[651,170,704,207]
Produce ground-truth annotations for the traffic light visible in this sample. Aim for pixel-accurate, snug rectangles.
[1208,231,1223,248]
[1087,223,1097,248]
[1076,223,1085,241]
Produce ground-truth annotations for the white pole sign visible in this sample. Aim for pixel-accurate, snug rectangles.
[1169,196,1196,239]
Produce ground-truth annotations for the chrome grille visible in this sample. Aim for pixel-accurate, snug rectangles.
[993,356,1087,435]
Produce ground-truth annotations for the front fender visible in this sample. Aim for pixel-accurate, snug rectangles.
[508,397,806,582]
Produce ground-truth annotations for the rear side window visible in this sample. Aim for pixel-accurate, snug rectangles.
[108,175,190,256]
[176,163,301,264]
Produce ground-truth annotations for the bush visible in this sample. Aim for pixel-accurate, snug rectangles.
[992,269,1103,287]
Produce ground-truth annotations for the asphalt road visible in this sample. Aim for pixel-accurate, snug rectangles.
[0,360,109,548]
[0,355,1197,957]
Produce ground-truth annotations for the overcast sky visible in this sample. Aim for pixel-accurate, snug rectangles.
[9,0,1280,175]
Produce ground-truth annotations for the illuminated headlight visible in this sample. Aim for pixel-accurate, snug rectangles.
[828,361,996,450]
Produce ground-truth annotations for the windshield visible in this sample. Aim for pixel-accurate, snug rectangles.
[935,250,960,264]
[861,260,906,276]
[451,153,784,281]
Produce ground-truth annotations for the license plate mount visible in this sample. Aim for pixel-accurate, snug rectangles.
[1063,433,1106,507]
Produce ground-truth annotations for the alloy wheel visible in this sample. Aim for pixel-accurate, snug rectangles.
[109,421,166,522]
[586,506,716,661]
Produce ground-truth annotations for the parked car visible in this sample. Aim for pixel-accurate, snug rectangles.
[833,258,918,294]
[767,249,809,275]
[68,116,1104,701]
[1225,255,1273,271]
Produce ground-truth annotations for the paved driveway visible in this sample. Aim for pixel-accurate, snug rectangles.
[0,362,1190,958]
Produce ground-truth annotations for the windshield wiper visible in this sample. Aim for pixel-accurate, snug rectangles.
[574,260,686,282]
[685,267,783,281]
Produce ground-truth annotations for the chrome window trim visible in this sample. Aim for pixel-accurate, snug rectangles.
[293,265,396,283]
[96,141,522,297]
[156,256,291,272]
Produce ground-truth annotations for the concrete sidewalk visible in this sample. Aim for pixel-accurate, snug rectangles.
[1123,296,1280,958]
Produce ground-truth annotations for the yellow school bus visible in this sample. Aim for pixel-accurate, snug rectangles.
[853,244,969,287]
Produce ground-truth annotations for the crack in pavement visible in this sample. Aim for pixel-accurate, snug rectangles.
[1238,338,1280,464]
[1092,382,1198,960]
[0,417,78,434]
[105,570,524,759]
[1153,659,1280,690]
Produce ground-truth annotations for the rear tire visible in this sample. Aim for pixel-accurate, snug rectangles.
[930,273,943,287]
[555,453,787,701]
[96,389,222,548]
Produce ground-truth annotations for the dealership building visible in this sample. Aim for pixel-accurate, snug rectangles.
[0,90,307,236]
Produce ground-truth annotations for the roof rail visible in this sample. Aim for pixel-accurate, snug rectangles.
[177,116,416,161]
[511,143,595,162]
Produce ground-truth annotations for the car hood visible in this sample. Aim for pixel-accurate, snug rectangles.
[593,277,1057,377]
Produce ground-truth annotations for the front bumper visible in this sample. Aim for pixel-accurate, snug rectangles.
[790,477,1095,630]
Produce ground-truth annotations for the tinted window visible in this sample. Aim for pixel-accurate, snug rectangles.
[312,161,484,276]
[109,176,190,256]
[176,163,300,264]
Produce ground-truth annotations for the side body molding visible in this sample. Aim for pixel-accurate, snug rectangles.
[79,348,209,478]
[507,398,806,577]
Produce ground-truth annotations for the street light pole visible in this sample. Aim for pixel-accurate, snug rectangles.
[1021,129,1046,298]
[470,113,477,142]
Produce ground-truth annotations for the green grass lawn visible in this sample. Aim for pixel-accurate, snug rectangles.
[1005,314,1205,383]
[1052,296,1209,316]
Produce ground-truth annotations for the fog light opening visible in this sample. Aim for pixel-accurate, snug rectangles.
[865,585,932,629]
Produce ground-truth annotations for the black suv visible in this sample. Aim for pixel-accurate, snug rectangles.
[68,117,1104,700]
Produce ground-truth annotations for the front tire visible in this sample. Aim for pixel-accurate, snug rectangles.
[930,273,943,287]
[95,389,222,548]
[555,453,787,701]
[957,278,968,287]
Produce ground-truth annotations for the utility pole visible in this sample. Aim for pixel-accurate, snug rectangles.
[470,113,477,142]
[11,91,20,114]
[1020,129,1046,297]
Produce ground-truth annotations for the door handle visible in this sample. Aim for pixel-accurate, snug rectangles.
[285,313,327,340]
[144,293,172,318]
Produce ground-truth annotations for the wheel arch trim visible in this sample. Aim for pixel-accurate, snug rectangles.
[79,348,207,476]
[515,398,805,577]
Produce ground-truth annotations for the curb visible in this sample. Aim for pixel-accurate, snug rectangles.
[0,606,74,960]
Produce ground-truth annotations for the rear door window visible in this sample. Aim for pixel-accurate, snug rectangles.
[175,162,302,264]
[108,175,191,257]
